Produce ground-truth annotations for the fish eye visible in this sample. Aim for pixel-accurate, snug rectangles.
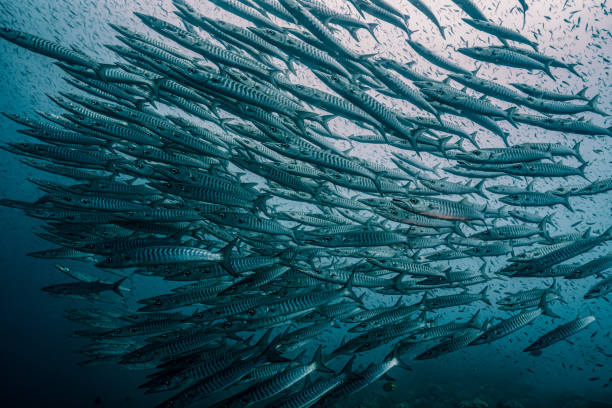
[170,168,179,174]
[247,309,256,316]
[410,198,418,204]
[473,151,481,155]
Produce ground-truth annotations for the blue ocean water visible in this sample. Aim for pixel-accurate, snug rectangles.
[0,1,610,407]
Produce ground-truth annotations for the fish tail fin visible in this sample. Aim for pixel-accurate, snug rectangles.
[542,62,556,81]
[505,107,518,128]
[453,222,466,237]
[112,277,128,297]
[149,77,163,100]
[367,23,380,43]
[342,272,361,304]
[588,95,608,116]
[474,179,488,199]
[393,272,407,291]
[313,346,334,373]
[438,25,446,40]
[562,196,573,212]
[253,193,271,214]
[576,87,589,100]
[566,63,583,80]
[577,162,590,182]
[601,226,612,239]
[468,309,482,327]
[539,295,559,318]
[341,355,357,377]
[540,214,554,241]
[219,238,239,277]
[572,140,585,163]
[470,64,481,77]
[480,285,491,305]
[346,26,362,42]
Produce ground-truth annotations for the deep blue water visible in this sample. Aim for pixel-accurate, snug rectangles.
[0,1,611,407]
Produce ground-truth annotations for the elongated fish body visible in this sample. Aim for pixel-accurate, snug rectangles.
[351,300,424,333]
[279,0,359,60]
[98,246,223,268]
[490,45,582,78]
[499,192,571,210]
[448,73,526,105]
[353,0,411,36]
[403,313,481,343]
[393,196,484,221]
[524,316,595,353]
[450,0,487,20]
[406,0,445,38]
[276,80,378,126]
[41,277,125,299]
[498,283,558,307]
[368,258,445,278]
[463,18,537,49]
[366,62,438,116]
[209,0,281,30]
[425,287,490,309]
[415,328,483,359]
[136,14,274,80]
[0,27,99,68]
[137,282,232,312]
[522,95,605,116]
[300,0,378,41]
[499,162,586,178]
[511,113,612,136]
[250,27,352,78]
[275,373,346,408]
[322,355,401,400]
[315,71,417,144]
[418,84,516,127]
[470,308,543,345]
[511,264,577,278]
[304,230,408,247]
[458,46,555,79]
[511,229,612,274]
[206,211,293,236]
[420,178,486,198]
[511,83,589,101]
[565,254,612,279]
[215,350,330,408]
[156,353,264,408]
[574,178,612,195]
[517,142,584,162]
[407,39,472,75]
[175,4,288,62]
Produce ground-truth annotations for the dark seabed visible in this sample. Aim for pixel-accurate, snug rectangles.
[0,0,611,407]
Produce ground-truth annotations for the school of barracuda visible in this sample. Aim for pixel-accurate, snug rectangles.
[0,0,610,406]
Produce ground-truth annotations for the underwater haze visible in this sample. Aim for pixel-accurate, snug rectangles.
[0,0,611,407]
